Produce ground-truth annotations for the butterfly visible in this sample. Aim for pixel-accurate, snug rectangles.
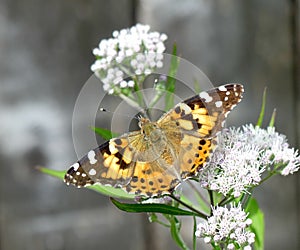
[64,84,244,197]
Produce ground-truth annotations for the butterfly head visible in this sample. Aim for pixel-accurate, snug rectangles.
[138,117,162,142]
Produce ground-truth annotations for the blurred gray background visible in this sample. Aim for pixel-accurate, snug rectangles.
[1,0,299,249]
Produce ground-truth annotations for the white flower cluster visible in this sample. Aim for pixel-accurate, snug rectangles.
[237,124,300,175]
[195,204,255,249]
[199,124,300,197]
[91,24,167,94]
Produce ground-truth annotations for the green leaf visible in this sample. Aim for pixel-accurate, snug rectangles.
[165,43,180,111]
[245,197,264,250]
[268,108,276,127]
[170,215,189,250]
[194,194,210,215]
[212,191,224,205]
[180,194,209,216]
[110,198,200,216]
[256,87,267,127]
[91,126,119,140]
[37,166,66,179]
[38,167,135,199]
[87,185,135,199]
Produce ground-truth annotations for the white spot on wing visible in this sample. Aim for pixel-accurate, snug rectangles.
[199,91,213,102]
[218,85,227,91]
[231,104,237,109]
[109,142,118,154]
[215,101,222,108]
[224,96,229,101]
[226,91,230,96]
[88,150,98,165]
[178,103,191,113]
[72,163,80,171]
[89,168,97,176]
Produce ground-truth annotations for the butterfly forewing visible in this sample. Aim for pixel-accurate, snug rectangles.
[64,84,244,197]
[157,84,244,180]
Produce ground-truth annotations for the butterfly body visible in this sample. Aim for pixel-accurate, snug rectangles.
[65,84,244,197]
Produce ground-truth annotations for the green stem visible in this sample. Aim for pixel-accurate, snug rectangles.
[151,217,171,228]
[218,196,235,207]
[192,216,197,250]
[168,194,208,219]
[208,190,214,207]
[131,76,149,117]
[241,192,252,208]
[149,91,164,109]
[119,93,142,112]
[259,171,276,185]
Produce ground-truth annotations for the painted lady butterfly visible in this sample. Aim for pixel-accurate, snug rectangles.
[64,84,244,197]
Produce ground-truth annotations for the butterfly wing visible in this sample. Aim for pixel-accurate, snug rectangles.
[65,84,244,197]
[64,132,140,188]
[158,84,244,178]
[64,131,180,196]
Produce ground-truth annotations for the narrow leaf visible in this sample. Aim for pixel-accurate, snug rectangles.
[87,185,135,199]
[110,198,200,216]
[268,108,276,127]
[91,126,119,140]
[194,193,210,215]
[37,166,66,179]
[245,197,264,250]
[256,87,267,127]
[38,167,135,199]
[170,215,189,250]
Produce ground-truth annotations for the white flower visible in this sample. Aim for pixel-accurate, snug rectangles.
[199,124,300,197]
[199,127,264,197]
[195,203,254,249]
[228,243,235,249]
[91,23,167,95]
[242,125,300,175]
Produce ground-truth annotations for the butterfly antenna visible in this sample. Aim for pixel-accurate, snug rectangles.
[99,107,140,121]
